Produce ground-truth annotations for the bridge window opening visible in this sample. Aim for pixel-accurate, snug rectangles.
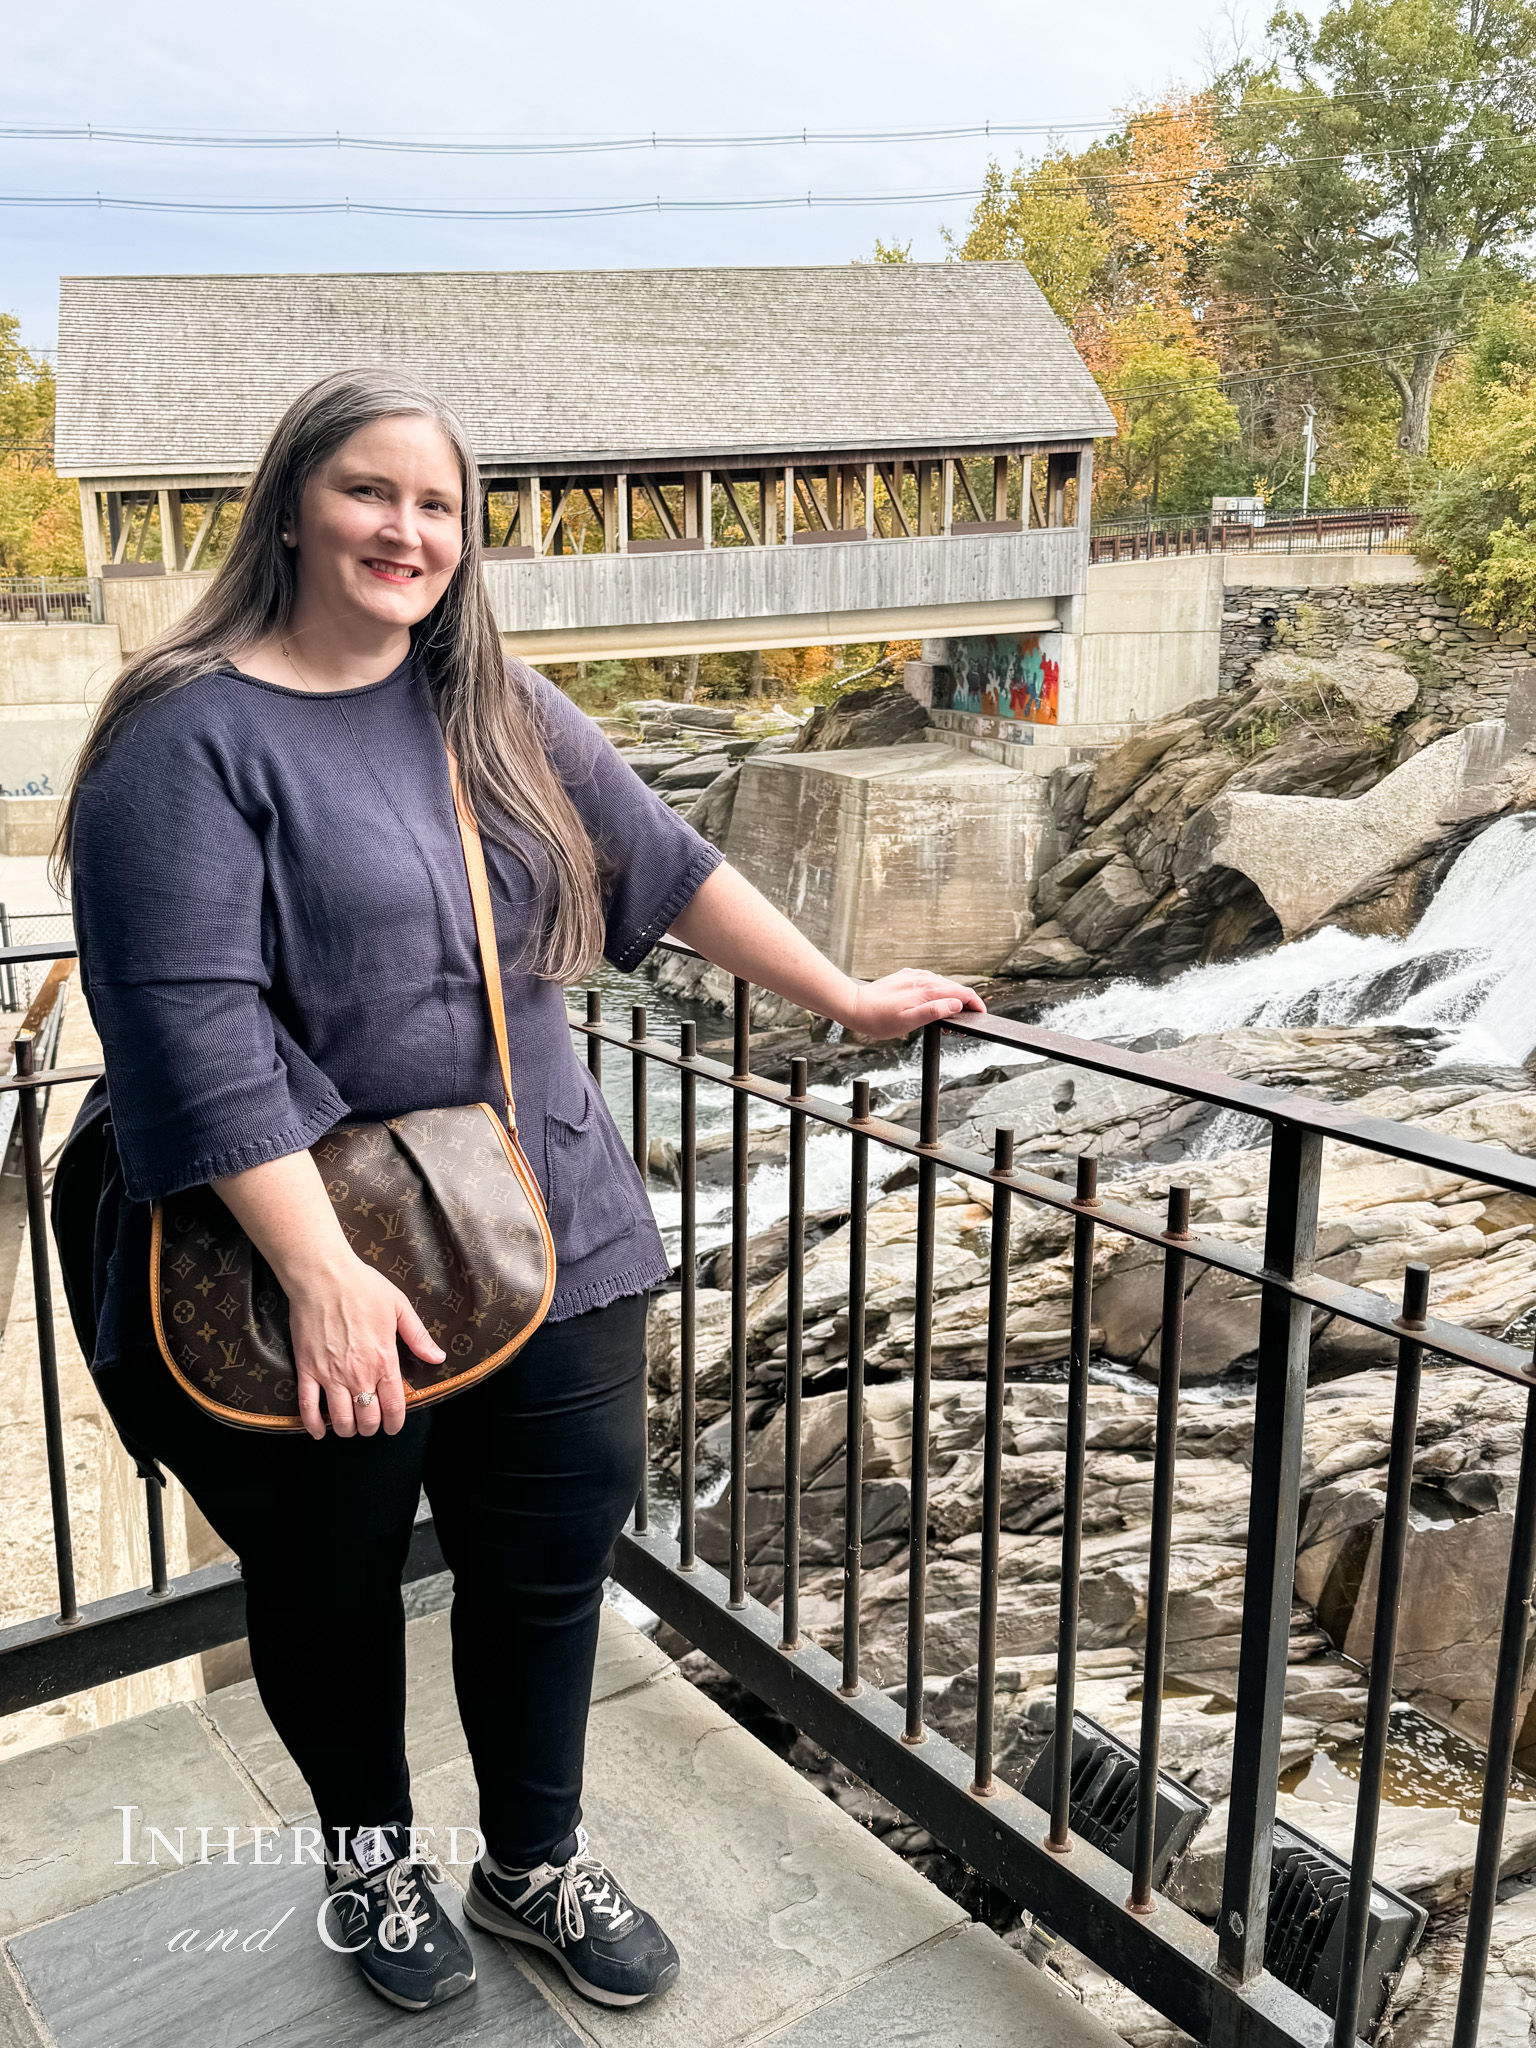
[716,472,761,547]
[472,450,1074,568]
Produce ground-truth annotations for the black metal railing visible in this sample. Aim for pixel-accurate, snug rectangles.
[584,965,1536,2048]
[3,937,1535,2048]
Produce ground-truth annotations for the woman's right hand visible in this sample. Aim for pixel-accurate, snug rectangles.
[286,1251,446,1440]
[211,1149,446,1441]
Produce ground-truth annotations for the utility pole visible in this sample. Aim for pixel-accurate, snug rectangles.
[1301,406,1317,515]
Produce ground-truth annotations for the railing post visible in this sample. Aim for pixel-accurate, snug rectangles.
[1129,1184,1190,1912]
[781,1056,808,1647]
[1333,1262,1427,2046]
[728,980,750,1607]
[585,988,602,1082]
[1216,1119,1322,1998]
[18,1030,77,1625]
[630,1004,649,1534]
[678,1020,698,1571]
[1453,1375,1536,2048]
[841,1077,871,1695]
[1048,1152,1099,1845]
[0,906,15,1013]
[972,1125,1015,1795]
[904,1021,942,1742]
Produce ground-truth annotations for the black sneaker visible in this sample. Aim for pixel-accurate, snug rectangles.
[324,1842,476,2012]
[464,1827,679,2007]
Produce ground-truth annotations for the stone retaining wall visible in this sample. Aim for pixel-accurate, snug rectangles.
[1220,579,1536,727]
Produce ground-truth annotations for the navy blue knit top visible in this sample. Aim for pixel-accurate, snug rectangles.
[69,651,722,1367]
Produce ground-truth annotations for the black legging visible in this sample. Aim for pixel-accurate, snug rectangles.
[93,1293,647,1869]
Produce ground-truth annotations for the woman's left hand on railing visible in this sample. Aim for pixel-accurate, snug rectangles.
[839,968,986,1040]
[670,864,987,1041]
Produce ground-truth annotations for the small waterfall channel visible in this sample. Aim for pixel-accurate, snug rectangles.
[1046,813,1536,1068]
[597,813,1536,1266]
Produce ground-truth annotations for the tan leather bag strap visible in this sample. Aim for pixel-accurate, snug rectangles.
[446,749,516,1130]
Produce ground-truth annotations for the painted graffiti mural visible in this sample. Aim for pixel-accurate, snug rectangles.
[933,632,1060,726]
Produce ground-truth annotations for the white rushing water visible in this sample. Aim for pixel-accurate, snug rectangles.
[1044,813,1536,1069]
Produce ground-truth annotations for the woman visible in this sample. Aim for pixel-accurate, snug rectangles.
[56,370,984,2018]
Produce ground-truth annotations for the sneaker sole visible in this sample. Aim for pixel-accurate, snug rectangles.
[463,1889,677,2007]
[362,1966,476,2012]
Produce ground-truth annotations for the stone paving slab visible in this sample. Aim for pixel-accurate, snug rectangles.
[201,1603,673,1832]
[0,1703,270,1939]
[0,1963,44,2048]
[412,1666,969,2048]
[7,1854,583,2048]
[756,1921,1130,2048]
[0,1606,1127,2048]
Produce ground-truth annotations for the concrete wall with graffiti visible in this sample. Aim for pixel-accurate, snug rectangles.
[932,631,1062,728]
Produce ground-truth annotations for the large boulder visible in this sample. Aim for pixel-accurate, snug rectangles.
[655,750,733,790]
[792,683,929,753]
[1056,854,1157,952]
[686,763,740,848]
[1080,718,1203,827]
[997,925,1093,979]
[1176,721,1523,939]
[1252,645,1420,721]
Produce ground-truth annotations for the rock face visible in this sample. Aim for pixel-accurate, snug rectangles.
[651,1047,1536,1415]
[677,1342,1536,1925]
[1176,719,1534,940]
[792,682,930,752]
[1009,663,1536,985]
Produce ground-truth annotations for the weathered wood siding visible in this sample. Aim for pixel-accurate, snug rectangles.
[102,572,214,655]
[482,530,1086,635]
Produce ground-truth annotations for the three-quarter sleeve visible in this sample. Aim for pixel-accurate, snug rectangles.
[71,698,347,1203]
[529,673,725,973]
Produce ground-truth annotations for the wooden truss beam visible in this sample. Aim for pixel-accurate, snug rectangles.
[718,473,759,547]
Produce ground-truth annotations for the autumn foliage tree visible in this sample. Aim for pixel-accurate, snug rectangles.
[0,315,84,576]
[942,94,1239,513]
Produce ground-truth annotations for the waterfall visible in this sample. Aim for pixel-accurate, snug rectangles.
[1044,814,1536,1068]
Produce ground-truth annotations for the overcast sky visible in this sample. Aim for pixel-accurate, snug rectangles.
[4,0,1281,353]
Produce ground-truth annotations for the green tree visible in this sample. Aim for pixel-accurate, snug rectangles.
[942,155,1112,324]
[1097,328,1242,511]
[1415,297,1536,624]
[1218,0,1536,456]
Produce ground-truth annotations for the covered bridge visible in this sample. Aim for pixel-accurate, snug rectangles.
[55,264,1114,660]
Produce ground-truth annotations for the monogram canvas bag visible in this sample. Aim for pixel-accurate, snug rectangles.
[149,755,556,1432]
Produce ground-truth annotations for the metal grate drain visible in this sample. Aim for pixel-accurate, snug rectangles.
[1266,1821,1426,2037]
[1022,1713,1209,1886]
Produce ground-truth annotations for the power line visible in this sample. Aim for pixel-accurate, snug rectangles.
[0,88,1504,157]
[1104,338,1474,401]
[3,130,1528,227]
[3,124,1532,224]
[0,186,990,220]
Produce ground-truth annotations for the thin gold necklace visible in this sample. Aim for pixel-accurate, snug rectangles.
[279,639,324,692]
[278,638,407,693]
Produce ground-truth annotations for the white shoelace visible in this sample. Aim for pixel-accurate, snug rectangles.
[509,1829,637,1946]
[330,1852,444,1953]
[378,1854,443,1952]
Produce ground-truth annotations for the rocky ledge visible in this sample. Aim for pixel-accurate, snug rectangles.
[647,1022,1536,2046]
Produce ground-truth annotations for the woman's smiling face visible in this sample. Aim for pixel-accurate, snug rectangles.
[289,414,464,632]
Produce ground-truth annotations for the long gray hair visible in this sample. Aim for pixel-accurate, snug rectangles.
[56,368,605,982]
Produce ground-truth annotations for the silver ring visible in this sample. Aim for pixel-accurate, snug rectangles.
[354,1391,375,1408]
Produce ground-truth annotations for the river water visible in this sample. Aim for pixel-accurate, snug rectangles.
[590,812,1536,1258]
[1045,812,1536,1068]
